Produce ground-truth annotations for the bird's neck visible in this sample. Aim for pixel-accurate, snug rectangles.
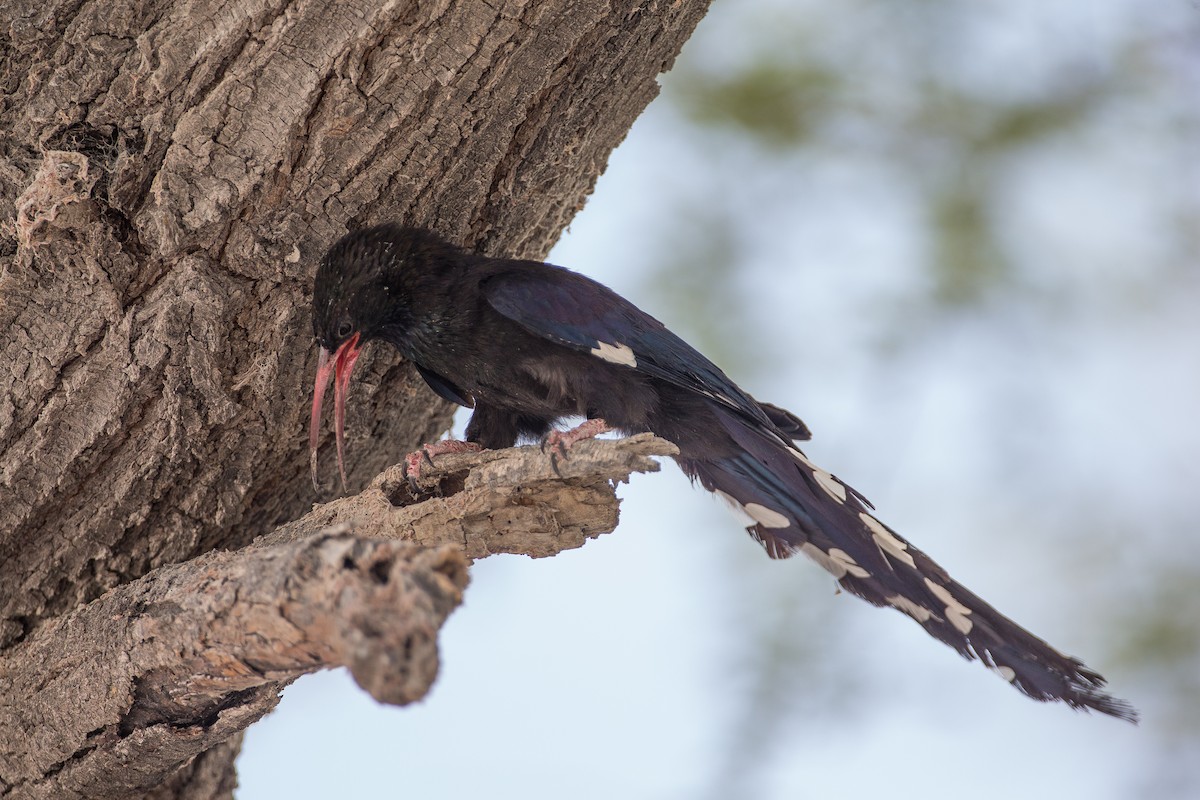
[377,252,488,361]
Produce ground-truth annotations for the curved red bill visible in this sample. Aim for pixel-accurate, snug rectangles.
[309,332,363,490]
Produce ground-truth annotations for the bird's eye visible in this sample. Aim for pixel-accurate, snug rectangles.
[336,320,353,339]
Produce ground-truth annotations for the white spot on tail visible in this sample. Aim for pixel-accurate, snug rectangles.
[861,513,916,568]
[993,665,1017,683]
[887,594,933,623]
[924,579,973,634]
[813,468,847,503]
[788,448,846,502]
[591,341,637,367]
[829,548,870,578]
[800,543,870,579]
[800,544,844,578]
[744,502,790,529]
[789,447,814,467]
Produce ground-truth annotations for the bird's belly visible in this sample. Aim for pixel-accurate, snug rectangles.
[469,352,656,430]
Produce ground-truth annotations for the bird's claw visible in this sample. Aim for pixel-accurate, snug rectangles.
[540,418,613,476]
[404,450,426,493]
[403,439,483,490]
[541,431,569,475]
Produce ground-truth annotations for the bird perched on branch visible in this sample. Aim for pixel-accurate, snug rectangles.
[309,222,1136,722]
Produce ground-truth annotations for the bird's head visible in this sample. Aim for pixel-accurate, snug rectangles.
[308,224,419,490]
[308,224,468,490]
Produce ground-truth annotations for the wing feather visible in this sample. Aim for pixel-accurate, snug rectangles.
[484,268,789,435]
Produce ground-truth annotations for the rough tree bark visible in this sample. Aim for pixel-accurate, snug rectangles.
[0,0,709,796]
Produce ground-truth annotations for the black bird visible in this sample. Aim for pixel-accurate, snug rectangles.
[309,223,1136,722]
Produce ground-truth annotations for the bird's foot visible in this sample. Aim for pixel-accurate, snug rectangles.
[542,418,613,475]
[404,439,483,489]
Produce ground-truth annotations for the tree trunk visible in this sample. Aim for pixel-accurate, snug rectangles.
[0,0,708,796]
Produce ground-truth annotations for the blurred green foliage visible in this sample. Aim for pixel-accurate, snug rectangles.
[660,3,1186,309]
[642,207,763,371]
[674,60,839,149]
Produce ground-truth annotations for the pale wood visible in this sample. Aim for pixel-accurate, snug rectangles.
[0,436,674,797]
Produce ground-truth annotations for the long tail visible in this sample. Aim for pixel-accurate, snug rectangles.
[678,404,1137,722]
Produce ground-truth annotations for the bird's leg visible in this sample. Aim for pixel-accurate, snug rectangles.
[403,439,484,487]
[542,418,612,474]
